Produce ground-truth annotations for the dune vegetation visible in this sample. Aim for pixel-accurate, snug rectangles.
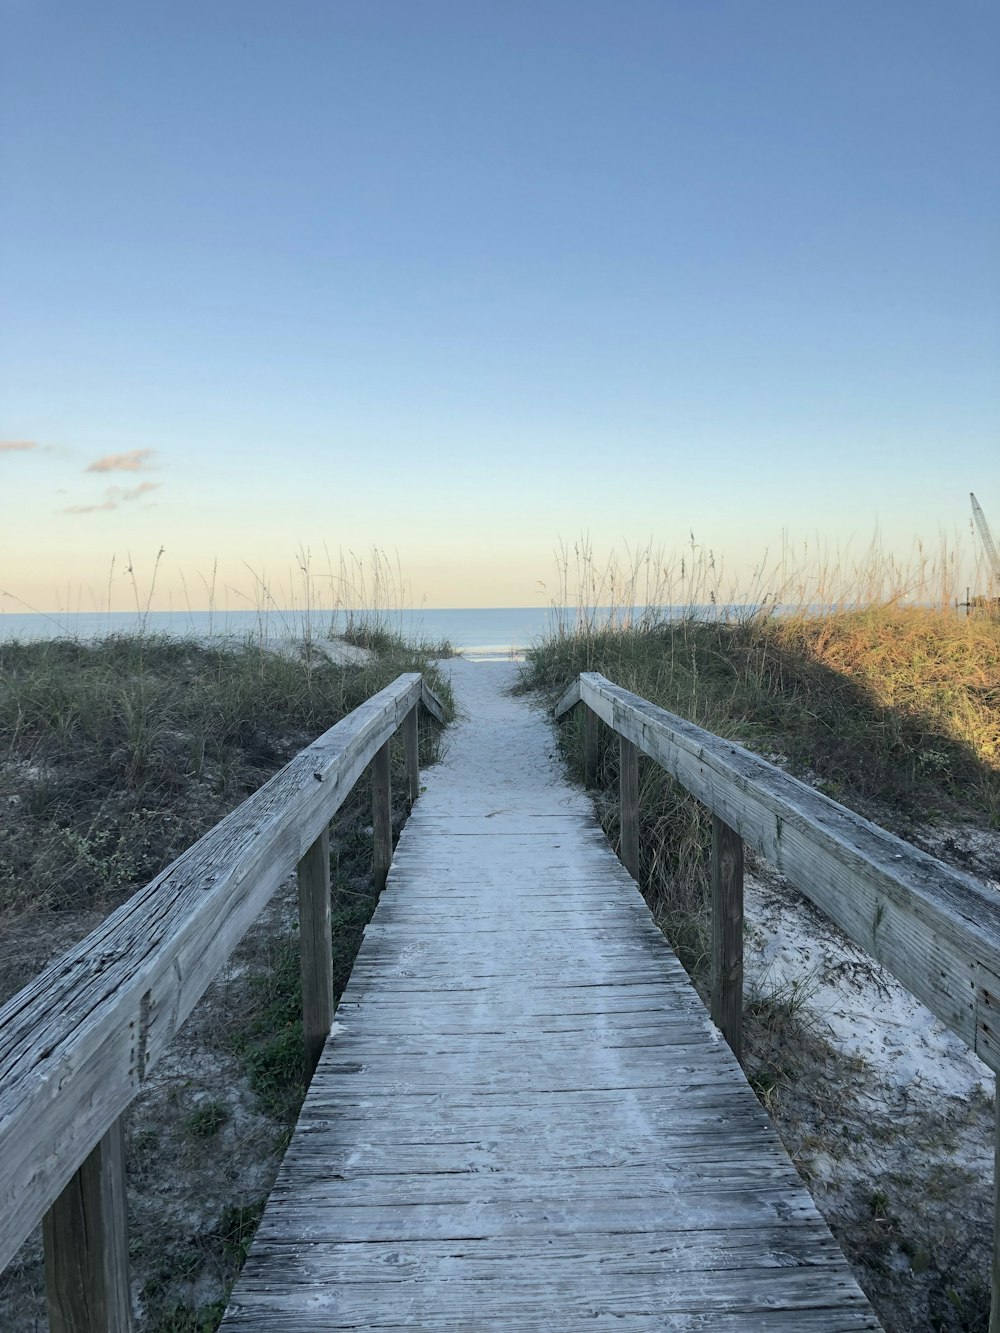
[526,538,998,963]
[0,625,452,1330]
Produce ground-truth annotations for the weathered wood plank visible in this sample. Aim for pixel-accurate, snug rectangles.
[42,1116,132,1333]
[223,1309,877,1333]
[577,671,1000,1071]
[282,1118,784,1162]
[0,672,426,1273]
[583,703,600,785]
[403,704,420,806]
[223,1311,877,1333]
[263,1159,823,1207]
[371,739,392,892]
[230,1226,859,1276]
[226,1258,872,1318]
[710,814,744,1061]
[420,678,448,723]
[297,828,333,1082]
[619,734,640,879]
[553,677,581,718]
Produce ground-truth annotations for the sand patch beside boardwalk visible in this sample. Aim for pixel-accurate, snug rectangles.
[188,635,375,667]
[740,856,995,1330]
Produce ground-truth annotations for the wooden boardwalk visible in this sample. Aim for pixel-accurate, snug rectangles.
[221,661,881,1331]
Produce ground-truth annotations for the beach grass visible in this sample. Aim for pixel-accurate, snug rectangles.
[0,629,452,926]
[522,538,1000,972]
[0,622,453,1329]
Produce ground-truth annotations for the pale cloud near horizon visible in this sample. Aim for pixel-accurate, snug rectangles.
[0,440,39,452]
[86,448,156,473]
[63,481,161,514]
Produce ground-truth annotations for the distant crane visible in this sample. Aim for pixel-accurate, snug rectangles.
[965,492,1000,614]
[971,493,1000,582]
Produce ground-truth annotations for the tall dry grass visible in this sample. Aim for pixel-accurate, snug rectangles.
[3,542,455,656]
[524,536,1000,971]
[0,629,453,925]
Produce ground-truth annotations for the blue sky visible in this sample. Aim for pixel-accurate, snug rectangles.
[2,1,997,608]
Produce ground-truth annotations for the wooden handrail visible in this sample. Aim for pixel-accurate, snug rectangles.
[0,671,446,1324]
[556,671,1000,1070]
[555,669,1000,1333]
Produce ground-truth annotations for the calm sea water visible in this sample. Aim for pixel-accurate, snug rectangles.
[0,607,568,659]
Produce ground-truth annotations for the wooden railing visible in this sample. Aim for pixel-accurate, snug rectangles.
[0,671,446,1333]
[555,670,1000,1332]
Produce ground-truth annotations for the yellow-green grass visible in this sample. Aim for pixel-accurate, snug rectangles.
[0,631,453,921]
[0,627,454,1331]
[522,605,999,972]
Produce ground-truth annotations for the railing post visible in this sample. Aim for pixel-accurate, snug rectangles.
[403,704,420,807]
[619,735,640,880]
[43,1116,133,1333]
[583,705,599,786]
[297,826,333,1083]
[710,813,744,1063]
[372,739,392,892]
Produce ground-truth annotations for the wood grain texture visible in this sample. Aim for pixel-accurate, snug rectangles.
[553,677,581,719]
[42,1116,132,1333]
[221,661,880,1331]
[710,815,744,1062]
[0,672,429,1273]
[574,671,1000,1072]
[583,703,599,786]
[297,828,333,1083]
[619,734,640,880]
[420,678,448,724]
[403,704,420,807]
[371,739,392,893]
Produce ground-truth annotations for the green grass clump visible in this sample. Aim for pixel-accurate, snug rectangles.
[227,784,407,1128]
[0,631,452,922]
[185,1102,230,1140]
[228,939,305,1124]
[148,1304,226,1333]
[338,617,455,659]
[141,1200,265,1332]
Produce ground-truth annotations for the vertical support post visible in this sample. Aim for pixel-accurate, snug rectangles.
[403,704,420,807]
[43,1116,133,1333]
[992,1099,1000,1333]
[371,739,392,893]
[583,705,599,787]
[710,813,745,1063]
[298,826,333,1082]
[619,735,640,880]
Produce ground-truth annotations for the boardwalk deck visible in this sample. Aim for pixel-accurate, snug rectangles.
[221,661,881,1331]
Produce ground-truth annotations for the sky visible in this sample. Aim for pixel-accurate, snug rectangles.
[1,0,998,610]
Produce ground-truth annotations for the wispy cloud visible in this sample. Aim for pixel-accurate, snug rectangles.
[86,448,156,473]
[64,481,161,514]
[0,440,38,453]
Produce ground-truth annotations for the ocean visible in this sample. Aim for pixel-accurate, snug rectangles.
[0,607,572,660]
